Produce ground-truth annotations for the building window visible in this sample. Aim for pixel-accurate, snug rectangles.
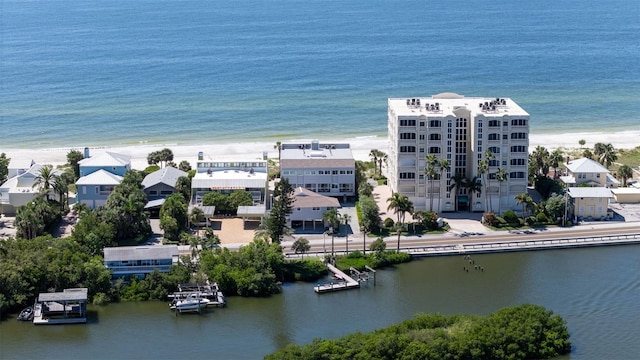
[149,190,158,195]
[510,158,526,166]
[400,119,416,126]
[511,119,527,126]
[488,133,500,140]
[429,134,441,141]
[400,132,416,140]
[400,146,416,153]
[399,172,416,179]
[511,132,527,139]
[488,120,500,127]
[419,148,425,153]
[510,145,527,153]
[332,170,338,175]
[419,134,425,140]
[419,121,425,127]
[488,147,500,154]
[503,134,508,140]
[489,159,499,166]
[95,186,99,194]
[429,147,441,154]
[429,120,441,127]
[160,190,173,195]
[509,171,526,179]
[503,121,509,127]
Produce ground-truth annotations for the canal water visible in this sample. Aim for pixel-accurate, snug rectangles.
[1,245,639,359]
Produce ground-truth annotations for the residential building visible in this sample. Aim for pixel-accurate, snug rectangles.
[75,170,123,209]
[560,157,619,188]
[280,140,356,202]
[567,187,612,220]
[0,163,60,215]
[7,158,35,179]
[78,151,131,177]
[103,245,179,279]
[387,93,530,213]
[76,151,131,209]
[142,166,188,201]
[288,187,340,231]
[191,158,268,205]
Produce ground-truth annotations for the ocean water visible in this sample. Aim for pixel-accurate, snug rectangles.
[0,0,638,149]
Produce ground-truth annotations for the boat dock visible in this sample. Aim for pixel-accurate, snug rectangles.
[314,264,362,293]
[168,282,226,307]
[33,288,88,325]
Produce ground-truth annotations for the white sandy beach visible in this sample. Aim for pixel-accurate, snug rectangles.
[2,131,638,170]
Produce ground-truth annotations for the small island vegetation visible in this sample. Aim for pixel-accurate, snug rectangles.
[266,304,571,360]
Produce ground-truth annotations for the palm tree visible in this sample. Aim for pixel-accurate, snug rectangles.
[425,154,438,211]
[466,176,482,212]
[32,164,56,200]
[450,173,467,212]
[597,143,617,169]
[378,152,388,177]
[617,165,633,187]
[369,149,381,176]
[273,141,282,162]
[323,209,340,259]
[387,192,413,252]
[341,213,351,254]
[438,158,450,211]
[579,139,586,148]
[482,150,495,212]
[496,168,508,215]
[531,146,550,177]
[515,193,534,218]
[549,149,564,179]
[51,174,69,210]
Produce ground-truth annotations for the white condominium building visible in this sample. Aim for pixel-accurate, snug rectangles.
[387,92,530,214]
[280,140,356,201]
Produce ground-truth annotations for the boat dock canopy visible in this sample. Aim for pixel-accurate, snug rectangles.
[38,288,88,302]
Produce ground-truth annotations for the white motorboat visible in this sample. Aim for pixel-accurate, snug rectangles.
[169,293,210,313]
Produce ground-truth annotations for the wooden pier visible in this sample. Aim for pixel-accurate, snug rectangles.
[314,264,366,293]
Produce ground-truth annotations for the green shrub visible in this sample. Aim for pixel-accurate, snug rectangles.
[383,217,395,228]
[282,259,327,282]
[526,216,538,225]
[503,210,519,225]
[536,212,548,223]
[482,212,499,227]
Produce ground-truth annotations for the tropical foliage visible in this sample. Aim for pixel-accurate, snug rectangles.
[267,304,571,360]
[257,178,294,243]
[386,192,413,251]
[146,148,174,167]
[0,153,9,184]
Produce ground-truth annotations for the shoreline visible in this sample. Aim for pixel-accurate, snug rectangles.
[2,130,638,170]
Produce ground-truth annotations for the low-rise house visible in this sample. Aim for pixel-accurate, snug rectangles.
[567,187,613,220]
[78,151,131,177]
[610,188,640,204]
[289,187,340,231]
[142,166,188,201]
[75,169,123,209]
[280,140,356,201]
[103,245,179,280]
[7,158,35,179]
[191,158,268,205]
[0,164,58,215]
[561,157,619,188]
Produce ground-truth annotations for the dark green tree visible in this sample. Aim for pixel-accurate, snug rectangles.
[66,150,84,180]
[386,192,413,252]
[159,194,188,241]
[178,160,192,172]
[259,178,294,244]
[104,170,151,243]
[0,153,11,184]
[174,175,192,202]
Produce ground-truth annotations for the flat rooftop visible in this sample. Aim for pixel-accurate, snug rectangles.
[104,245,179,262]
[38,288,88,302]
[388,92,529,117]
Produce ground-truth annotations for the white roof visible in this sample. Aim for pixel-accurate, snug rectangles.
[567,187,612,198]
[1,164,61,192]
[142,166,188,188]
[388,93,529,117]
[79,151,130,167]
[292,187,341,208]
[104,245,179,262]
[565,158,609,174]
[611,188,640,195]
[76,169,123,185]
[192,170,267,190]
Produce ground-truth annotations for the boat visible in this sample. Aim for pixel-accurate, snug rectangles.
[17,306,34,321]
[169,293,210,313]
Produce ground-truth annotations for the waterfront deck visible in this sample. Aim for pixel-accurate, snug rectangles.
[33,288,88,325]
[314,264,360,293]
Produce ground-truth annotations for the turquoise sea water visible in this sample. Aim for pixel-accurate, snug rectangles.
[0,0,638,149]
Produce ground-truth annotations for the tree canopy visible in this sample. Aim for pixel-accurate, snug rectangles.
[266,304,571,360]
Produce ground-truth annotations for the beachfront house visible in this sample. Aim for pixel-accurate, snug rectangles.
[103,245,179,280]
[75,170,123,209]
[7,158,35,179]
[191,157,268,206]
[0,163,60,215]
[289,187,341,231]
[78,151,131,177]
[567,187,613,221]
[279,140,356,202]
[142,166,188,201]
[75,151,131,209]
[560,157,619,188]
[387,93,530,213]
